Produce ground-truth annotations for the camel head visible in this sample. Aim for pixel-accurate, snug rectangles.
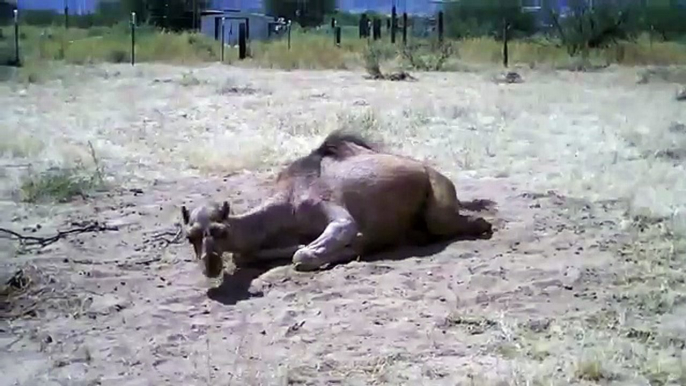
[180,200,233,279]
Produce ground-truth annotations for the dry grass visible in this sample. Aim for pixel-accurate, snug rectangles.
[2,24,686,83]
[1,61,686,384]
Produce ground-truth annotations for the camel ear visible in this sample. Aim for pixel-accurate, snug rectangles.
[181,206,190,225]
[219,201,230,220]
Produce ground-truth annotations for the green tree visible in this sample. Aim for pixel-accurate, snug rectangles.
[638,1,686,41]
[120,0,149,23]
[265,0,336,28]
[0,0,15,26]
[92,1,128,26]
[120,0,209,30]
[444,0,537,40]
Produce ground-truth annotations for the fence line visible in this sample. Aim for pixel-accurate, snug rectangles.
[5,4,685,68]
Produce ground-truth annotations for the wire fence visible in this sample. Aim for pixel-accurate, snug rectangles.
[3,2,686,68]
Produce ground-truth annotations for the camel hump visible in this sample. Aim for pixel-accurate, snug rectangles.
[313,130,377,159]
[277,131,378,183]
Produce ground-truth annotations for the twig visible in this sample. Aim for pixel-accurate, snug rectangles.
[145,225,183,248]
[117,257,162,268]
[0,221,118,250]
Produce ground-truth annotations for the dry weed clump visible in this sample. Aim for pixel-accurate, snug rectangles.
[0,265,74,319]
[19,142,106,203]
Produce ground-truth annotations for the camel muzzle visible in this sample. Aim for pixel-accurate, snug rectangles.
[202,252,224,278]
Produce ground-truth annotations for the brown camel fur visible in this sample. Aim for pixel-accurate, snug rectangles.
[181,131,494,277]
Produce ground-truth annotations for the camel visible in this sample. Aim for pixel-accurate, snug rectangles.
[181,131,494,278]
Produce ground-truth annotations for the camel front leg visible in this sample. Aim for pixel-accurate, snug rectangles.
[232,244,305,268]
[252,245,305,260]
[292,203,362,271]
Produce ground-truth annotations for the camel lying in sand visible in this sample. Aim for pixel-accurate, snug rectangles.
[181,131,494,277]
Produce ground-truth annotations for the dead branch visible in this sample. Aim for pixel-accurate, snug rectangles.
[144,224,183,248]
[0,221,118,250]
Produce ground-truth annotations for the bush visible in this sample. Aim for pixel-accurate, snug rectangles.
[265,0,336,29]
[639,5,686,41]
[547,1,641,57]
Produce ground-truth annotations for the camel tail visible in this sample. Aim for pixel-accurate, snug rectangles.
[458,198,497,212]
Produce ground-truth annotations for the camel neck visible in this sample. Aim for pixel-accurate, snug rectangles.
[226,193,294,252]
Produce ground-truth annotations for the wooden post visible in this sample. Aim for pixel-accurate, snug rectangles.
[335,26,341,47]
[193,0,198,31]
[391,6,397,44]
[238,22,247,59]
[287,20,292,50]
[359,13,368,38]
[402,12,407,45]
[373,18,381,40]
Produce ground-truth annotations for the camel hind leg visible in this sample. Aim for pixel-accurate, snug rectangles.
[422,168,493,240]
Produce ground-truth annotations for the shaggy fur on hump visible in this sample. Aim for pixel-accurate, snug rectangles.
[278,130,378,180]
[313,130,377,159]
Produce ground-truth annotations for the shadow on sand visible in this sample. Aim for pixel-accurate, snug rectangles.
[206,230,493,306]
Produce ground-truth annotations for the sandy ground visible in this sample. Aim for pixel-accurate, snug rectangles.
[1,63,686,385]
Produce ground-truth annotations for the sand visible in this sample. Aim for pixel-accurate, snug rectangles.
[1,63,685,385]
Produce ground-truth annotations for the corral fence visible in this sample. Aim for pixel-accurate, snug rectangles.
[3,1,686,68]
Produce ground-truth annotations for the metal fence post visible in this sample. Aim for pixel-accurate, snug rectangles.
[502,18,510,68]
[13,9,20,66]
[221,17,225,62]
[131,12,136,66]
[332,18,340,47]
[391,6,397,44]
[64,0,69,29]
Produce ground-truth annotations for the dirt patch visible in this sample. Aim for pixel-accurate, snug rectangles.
[1,63,685,385]
[0,170,628,385]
